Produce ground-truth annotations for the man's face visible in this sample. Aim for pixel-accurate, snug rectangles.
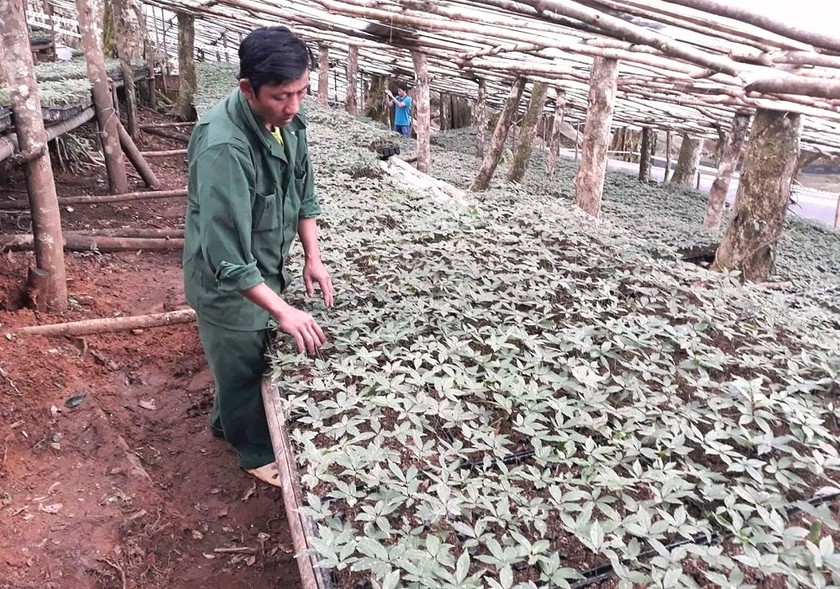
[240,71,309,128]
[397,88,407,97]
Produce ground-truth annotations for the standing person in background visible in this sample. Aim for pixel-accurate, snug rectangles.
[386,83,412,137]
[183,26,335,487]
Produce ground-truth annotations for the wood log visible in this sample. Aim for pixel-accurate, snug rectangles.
[713,108,802,282]
[704,112,751,231]
[7,308,196,337]
[0,0,68,310]
[0,189,187,210]
[475,78,487,159]
[670,134,703,186]
[138,121,195,130]
[0,233,184,252]
[638,126,653,183]
[117,120,162,189]
[174,12,197,121]
[546,88,566,176]
[381,155,467,204]
[139,149,188,158]
[68,228,185,238]
[261,376,330,589]
[75,0,129,194]
[507,81,548,183]
[470,77,525,191]
[575,57,619,218]
[139,126,191,144]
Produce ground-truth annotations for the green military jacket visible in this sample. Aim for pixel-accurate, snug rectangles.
[183,90,320,330]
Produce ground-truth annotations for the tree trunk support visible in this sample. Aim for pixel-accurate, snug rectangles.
[0,0,68,310]
[704,112,751,230]
[575,57,619,218]
[546,89,566,176]
[318,44,329,106]
[411,51,431,173]
[469,78,525,191]
[507,81,548,183]
[174,11,196,121]
[638,126,652,183]
[670,134,704,186]
[475,78,487,160]
[713,109,802,282]
[345,45,359,115]
[76,0,129,195]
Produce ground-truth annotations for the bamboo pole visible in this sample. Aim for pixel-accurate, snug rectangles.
[575,57,619,218]
[117,120,162,189]
[76,0,129,195]
[7,309,196,338]
[0,189,187,210]
[0,0,68,311]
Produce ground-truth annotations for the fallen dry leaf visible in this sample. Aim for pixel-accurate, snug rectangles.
[138,399,157,411]
[39,503,63,514]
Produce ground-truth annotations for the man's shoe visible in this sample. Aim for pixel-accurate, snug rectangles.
[245,462,283,488]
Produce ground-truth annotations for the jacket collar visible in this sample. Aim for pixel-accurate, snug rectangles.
[233,90,307,163]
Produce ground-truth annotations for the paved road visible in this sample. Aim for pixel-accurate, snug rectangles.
[558,150,839,228]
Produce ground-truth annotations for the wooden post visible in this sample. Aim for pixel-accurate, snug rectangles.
[174,12,196,121]
[638,126,652,183]
[440,91,450,131]
[475,78,487,159]
[575,57,619,218]
[345,44,359,115]
[507,81,548,183]
[713,109,802,282]
[834,193,840,229]
[574,122,581,160]
[664,129,672,182]
[411,50,431,173]
[469,78,525,192]
[117,120,162,189]
[704,112,751,231]
[0,0,68,310]
[318,44,329,106]
[546,89,566,176]
[76,0,129,195]
[670,134,704,186]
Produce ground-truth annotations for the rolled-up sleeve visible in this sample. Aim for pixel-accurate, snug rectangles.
[194,143,264,293]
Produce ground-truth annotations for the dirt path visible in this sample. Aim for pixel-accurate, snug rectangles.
[0,109,301,588]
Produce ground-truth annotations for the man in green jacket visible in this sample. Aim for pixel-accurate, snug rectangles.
[183,26,334,487]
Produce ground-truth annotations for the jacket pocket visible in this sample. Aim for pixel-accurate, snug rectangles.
[253,189,279,231]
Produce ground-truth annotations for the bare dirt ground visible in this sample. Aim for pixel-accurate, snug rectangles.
[0,107,301,588]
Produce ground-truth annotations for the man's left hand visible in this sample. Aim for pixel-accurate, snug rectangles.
[303,258,335,307]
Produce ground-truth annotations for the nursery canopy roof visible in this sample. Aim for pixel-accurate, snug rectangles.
[43,0,840,154]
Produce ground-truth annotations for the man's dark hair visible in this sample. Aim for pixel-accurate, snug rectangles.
[238,26,314,94]
[397,82,410,92]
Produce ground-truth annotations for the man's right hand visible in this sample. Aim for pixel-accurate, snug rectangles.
[276,304,327,356]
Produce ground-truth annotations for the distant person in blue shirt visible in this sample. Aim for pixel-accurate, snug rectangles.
[386,83,412,137]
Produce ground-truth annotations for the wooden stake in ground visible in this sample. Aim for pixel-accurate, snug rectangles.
[345,44,359,115]
[507,81,548,183]
[318,44,329,106]
[670,134,704,186]
[411,50,431,173]
[575,57,619,218]
[0,0,68,310]
[475,78,487,159]
[713,109,802,282]
[704,112,751,231]
[546,88,566,176]
[174,11,196,121]
[76,0,129,194]
[470,77,525,192]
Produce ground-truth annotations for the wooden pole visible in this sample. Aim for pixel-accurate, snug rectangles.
[411,50,431,173]
[117,120,162,189]
[664,129,672,182]
[546,88,566,176]
[469,78,525,191]
[140,149,187,158]
[0,188,187,210]
[704,112,751,230]
[834,192,840,229]
[670,134,704,186]
[75,0,129,195]
[475,78,487,159]
[575,57,619,218]
[713,109,802,282]
[0,233,185,252]
[174,11,196,121]
[507,81,548,183]
[638,126,652,183]
[574,122,580,160]
[345,44,359,115]
[0,0,68,310]
[318,44,329,106]
[7,309,196,338]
